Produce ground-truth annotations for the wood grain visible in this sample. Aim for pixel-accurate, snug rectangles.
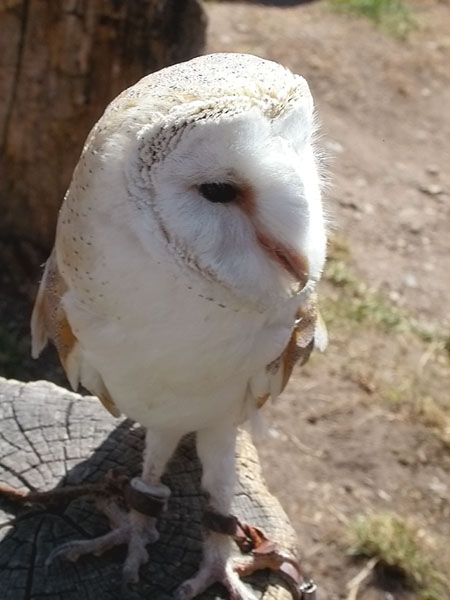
[0,378,299,600]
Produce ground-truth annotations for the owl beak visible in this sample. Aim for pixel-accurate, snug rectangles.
[256,232,309,288]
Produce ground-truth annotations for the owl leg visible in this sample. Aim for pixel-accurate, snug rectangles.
[175,423,257,600]
[47,428,181,587]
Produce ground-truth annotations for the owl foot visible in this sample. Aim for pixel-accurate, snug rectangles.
[174,533,258,600]
[45,515,156,584]
[0,469,171,587]
[174,509,312,600]
[44,475,171,586]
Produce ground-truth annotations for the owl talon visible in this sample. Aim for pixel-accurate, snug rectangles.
[46,516,158,585]
[46,526,130,565]
[201,510,311,600]
[174,533,258,600]
[40,474,168,584]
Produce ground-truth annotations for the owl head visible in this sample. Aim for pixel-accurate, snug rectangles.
[92,53,326,312]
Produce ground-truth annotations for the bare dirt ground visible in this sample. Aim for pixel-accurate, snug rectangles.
[0,1,448,599]
[204,1,449,598]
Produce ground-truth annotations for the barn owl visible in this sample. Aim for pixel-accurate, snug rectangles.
[31,53,327,599]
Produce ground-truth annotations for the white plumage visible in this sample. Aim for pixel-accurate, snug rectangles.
[31,53,327,599]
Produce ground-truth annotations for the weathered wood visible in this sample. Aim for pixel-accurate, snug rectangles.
[0,378,299,599]
[0,0,206,286]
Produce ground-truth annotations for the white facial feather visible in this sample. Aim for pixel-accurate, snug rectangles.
[79,57,326,312]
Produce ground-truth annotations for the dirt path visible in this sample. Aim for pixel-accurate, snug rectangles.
[205,2,449,598]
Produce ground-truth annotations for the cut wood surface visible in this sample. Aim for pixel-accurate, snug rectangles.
[0,378,301,600]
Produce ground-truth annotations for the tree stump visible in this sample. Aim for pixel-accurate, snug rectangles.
[0,378,301,599]
[0,0,206,286]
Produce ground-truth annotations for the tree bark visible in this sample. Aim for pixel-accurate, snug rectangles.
[0,378,300,600]
[0,0,206,287]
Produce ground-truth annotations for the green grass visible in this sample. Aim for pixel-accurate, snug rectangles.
[329,0,416,39]
[347,513,448,600]
[322,238,449,441]
[322,246,449,351]
[382,383,449,442]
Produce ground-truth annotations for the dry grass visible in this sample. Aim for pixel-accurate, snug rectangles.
[323,237,449,349]
[382,383,449,442]
[346,512,448,600]
[328,0,416,39]
[322,234,449,439]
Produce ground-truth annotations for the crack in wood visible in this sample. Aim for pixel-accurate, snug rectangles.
[11,403,45,466]
[0,462,37,492]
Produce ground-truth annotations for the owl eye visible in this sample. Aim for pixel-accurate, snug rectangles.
[198,182,238,204]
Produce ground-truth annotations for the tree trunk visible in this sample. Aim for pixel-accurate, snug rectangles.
[0,378,303,600]
[0,0,206,289]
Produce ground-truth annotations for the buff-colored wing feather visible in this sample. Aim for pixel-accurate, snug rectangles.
[249,295,327,409]
[30,250,120,417]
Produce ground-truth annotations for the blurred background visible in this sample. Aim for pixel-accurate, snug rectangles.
[0,1,448,598]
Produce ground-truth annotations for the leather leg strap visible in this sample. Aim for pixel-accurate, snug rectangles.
[203,508,317,600]
[123,478,170,518]
[123,484,166,517]
[202,509,239,536]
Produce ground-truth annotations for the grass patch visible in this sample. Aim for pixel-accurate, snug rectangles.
[332,292,446,346]
[347,513,448,600]
[329,0,416,39]
[382,383,449,443]
[322,243,449,350]
[323,240,449,439]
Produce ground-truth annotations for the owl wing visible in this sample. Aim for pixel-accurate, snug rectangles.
[30,250,120,417]
[248,294,327,408]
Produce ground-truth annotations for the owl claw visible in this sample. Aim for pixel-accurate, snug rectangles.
[188,511,311,600]
[42,474,167,584]
[174,571,257,600]
[173,581,195,600]
[46,517,157,584]
[174,533,258,600]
